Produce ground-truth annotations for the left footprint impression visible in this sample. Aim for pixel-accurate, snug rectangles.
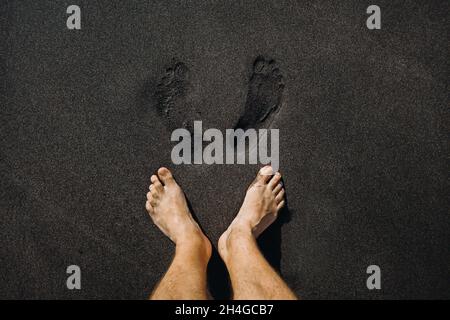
[154,61,199,133]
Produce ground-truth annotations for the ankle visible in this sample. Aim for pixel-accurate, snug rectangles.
[176,232,212,260]
[219,222,255,259]
[230,215,256,237]
[228,225,254,247]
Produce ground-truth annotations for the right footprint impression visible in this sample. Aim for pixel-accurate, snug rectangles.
[235,56,285,131]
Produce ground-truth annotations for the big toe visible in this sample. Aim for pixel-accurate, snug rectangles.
[253,165,273,185]
[157,167,175,186]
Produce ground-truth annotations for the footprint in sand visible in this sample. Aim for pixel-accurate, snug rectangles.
[235,56,285,130]
[155,60,199,132]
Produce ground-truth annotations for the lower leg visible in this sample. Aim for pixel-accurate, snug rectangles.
[151,234,211,300]
[221,225,296,300]
[219,166,297,300]
[146,167,212,300]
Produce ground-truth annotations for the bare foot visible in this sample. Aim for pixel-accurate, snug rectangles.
[218,166,285,262]
[146,167,211,256]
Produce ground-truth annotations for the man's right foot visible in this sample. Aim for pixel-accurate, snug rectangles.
[218,166,285,263]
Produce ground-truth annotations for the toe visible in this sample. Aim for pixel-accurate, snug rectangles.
[150,186,159,198]
[157,167,175,186]
[150,175,164,191]
[268,172,282,189]
[145,200,153,213]
[277,200,285,211]
[146,191,157,204]
[147,192,158,205]
[273,183,283,194]
[275,189,285,203]
[254,166,273,185]
[149,196,158,207]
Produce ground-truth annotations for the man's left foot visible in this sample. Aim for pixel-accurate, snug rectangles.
[146,167,211,257]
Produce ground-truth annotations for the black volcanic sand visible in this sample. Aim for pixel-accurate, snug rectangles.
[1,1,449,299]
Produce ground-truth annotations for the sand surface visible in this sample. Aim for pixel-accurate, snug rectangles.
[1,0,449,299]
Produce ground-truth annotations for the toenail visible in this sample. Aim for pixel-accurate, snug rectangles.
[260,166,273,175]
